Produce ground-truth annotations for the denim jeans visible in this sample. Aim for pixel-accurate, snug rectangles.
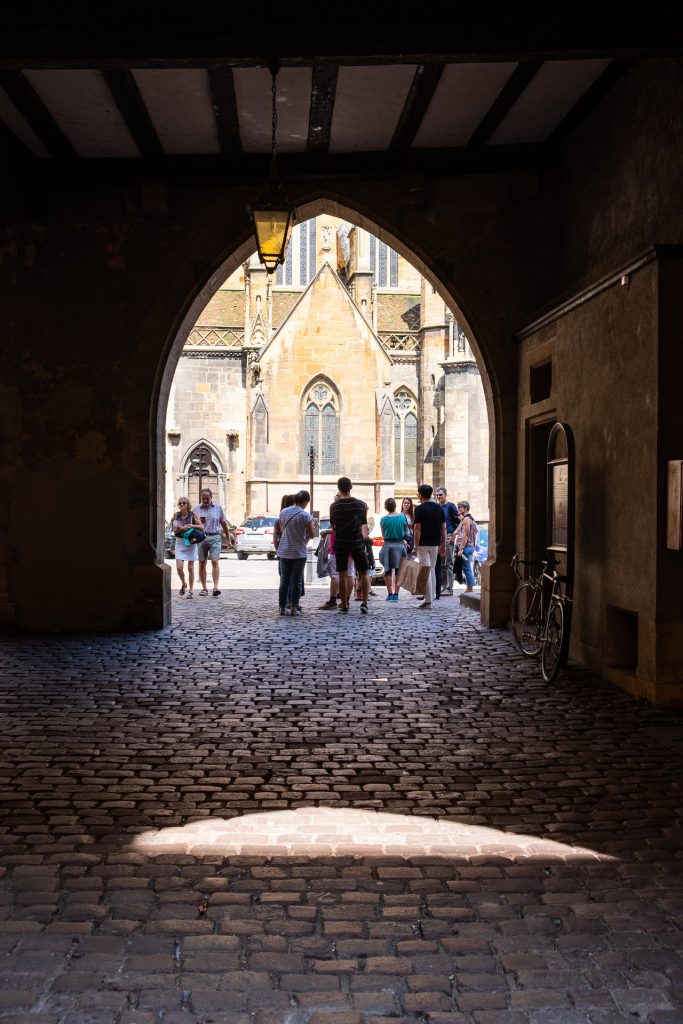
[462,545,476,587]
[278,557,306,609]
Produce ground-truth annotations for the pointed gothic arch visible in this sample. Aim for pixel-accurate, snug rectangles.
[300,377,340,475]
[393,388,418,486]
[181,441,224,507]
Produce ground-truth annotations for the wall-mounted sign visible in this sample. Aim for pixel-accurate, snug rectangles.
[551,462,569,550]
[546,420,574,575]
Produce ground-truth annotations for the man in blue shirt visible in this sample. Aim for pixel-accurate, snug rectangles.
[435,487,460,594]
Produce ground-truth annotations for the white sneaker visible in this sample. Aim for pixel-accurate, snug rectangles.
[418,602,432,610]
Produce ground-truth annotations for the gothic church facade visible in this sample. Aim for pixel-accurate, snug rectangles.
[165,218,488,522]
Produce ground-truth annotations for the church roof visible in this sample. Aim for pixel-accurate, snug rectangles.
[191,281,421,341]
[272,291,302,331]
[376,293,421,332]
[196,289,246,328]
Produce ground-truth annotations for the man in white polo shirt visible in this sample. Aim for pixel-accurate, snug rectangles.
[193,488,233,597]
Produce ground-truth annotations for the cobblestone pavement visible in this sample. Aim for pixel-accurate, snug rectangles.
[1,578,682,1024]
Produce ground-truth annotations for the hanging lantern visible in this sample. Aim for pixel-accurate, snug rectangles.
[249,180,295,273]
[249,63,295,273]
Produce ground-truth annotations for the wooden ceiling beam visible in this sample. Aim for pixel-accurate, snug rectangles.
[390,63,444,152]
[208,68,242,156]
[102,69,163,159]
[307,65,338,154]
[547,59,633,144]
[0,70,77,160]
[467,61,543,148]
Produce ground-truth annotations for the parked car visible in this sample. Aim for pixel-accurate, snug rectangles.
[234,514,279,559]
[473,524,489,585]
[164,527,176,559]
[368,518,386,585]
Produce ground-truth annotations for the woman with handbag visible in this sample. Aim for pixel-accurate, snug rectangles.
[171,497,204,599]
[276,490,317,616]
[379,497,408,602]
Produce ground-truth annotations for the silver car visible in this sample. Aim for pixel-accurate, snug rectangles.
[234,514,279,560]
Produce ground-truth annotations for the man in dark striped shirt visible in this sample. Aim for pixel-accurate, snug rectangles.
[329,476,370,614]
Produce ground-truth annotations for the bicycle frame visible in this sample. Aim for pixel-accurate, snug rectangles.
[511,554,572,681]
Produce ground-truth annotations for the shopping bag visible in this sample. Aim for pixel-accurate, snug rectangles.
[396,557,430,595]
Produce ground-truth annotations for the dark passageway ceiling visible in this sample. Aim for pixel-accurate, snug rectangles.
[0,9,679,189]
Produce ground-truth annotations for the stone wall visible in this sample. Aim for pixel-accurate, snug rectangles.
[3,58,682,691]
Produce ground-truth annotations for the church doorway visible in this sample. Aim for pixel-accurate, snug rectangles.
[185,445,221,508]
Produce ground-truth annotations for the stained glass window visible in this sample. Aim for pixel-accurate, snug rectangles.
[301,381,339,474]
[303,404,319,472]
[309,219,316,281]
[284,237,293,285]
[300,222,308,285]
[378,242,387,287]
[393,390,418,483]
[404,412,418,481]
[321,404,337,473]
[390,249,399,287]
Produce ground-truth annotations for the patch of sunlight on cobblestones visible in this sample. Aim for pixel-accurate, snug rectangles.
[131,807,615,860]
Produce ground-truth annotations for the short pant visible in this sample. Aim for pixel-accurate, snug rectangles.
[329,552,356,579]
[198,534,221,560]
[334,542,369,574]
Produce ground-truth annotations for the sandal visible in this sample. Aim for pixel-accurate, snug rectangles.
[179,586,186,596]
[320,599,337,609]
[340,604,349,614]
[360,603,368,614]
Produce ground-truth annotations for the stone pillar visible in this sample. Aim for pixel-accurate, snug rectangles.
[418,279,448,487]
[347,226,374,327]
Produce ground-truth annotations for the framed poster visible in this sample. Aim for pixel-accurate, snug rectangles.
[550,462,569,550]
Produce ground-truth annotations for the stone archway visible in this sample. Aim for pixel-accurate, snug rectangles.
[153,193,515,629]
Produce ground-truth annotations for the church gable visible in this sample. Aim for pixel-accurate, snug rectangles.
[255,262,391,482]
[259,261,392,370]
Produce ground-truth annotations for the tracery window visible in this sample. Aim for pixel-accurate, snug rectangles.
[275,218,317,287]
[301,380,340,474]
[370,237,400,288]
[393,389,418,483]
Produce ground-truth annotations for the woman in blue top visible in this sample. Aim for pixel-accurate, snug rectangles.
[379,497,408,602]
[276,490,317,616]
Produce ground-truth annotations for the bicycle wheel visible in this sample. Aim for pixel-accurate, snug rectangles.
[511,582,544,657]
[541,599,564,682]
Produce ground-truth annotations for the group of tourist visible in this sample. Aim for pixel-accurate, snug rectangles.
[378,484,477,609]
[276,476,478,616]
[169,478,478,614]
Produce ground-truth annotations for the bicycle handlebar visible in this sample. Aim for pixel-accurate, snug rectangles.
[511,553,561,579]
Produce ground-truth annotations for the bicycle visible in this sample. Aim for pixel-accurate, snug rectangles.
[510,553,572,682]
